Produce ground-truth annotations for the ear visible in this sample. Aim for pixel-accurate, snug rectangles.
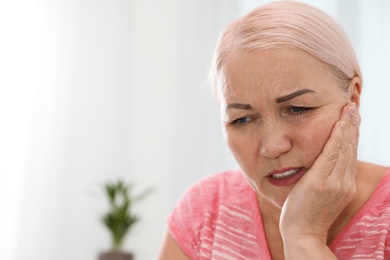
[349,76,362,109]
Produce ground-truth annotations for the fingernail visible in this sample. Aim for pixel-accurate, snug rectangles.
[340,121,346,131]
[347,103,356,117]
[356,114,361,125]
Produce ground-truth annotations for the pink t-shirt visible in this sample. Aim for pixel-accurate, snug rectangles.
[168,168,390,259]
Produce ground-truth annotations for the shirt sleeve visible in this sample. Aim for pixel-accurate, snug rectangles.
[167,181,206,259]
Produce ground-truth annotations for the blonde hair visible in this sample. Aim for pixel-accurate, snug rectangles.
[211,1,362,101]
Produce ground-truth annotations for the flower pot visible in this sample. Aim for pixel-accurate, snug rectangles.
[99,251,133,260]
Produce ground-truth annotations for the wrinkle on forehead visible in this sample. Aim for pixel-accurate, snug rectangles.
[219,66,260,102]
[217,48,351,118]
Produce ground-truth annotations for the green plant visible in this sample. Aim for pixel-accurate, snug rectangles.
[101,179,153,251]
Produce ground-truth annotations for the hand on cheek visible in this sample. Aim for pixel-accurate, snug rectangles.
[279,103,360,246]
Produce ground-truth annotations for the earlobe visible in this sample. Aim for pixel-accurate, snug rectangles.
[349,76,362,108]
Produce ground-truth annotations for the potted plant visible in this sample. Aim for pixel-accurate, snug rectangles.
[99,179,153,260]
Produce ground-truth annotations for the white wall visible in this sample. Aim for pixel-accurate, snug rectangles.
[1,0,239,259]
[1,1,389,260]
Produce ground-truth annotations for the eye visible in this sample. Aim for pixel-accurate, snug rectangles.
[287,106,313,116]
[230,116,252,127]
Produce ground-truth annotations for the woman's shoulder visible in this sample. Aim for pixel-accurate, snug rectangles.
[195,169,249,191]
[167,170,260,258]
[330,164,390,258]
[365,164,390,213]
[168,169,257,231]
[355,162,390,215]
[176,169,252,210]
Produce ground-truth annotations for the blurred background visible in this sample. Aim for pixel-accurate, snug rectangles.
[0,0,389,259]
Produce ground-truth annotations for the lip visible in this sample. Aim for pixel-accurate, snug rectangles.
[266,167,306,187]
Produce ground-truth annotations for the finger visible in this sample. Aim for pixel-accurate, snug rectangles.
[330,103,355,182]
[344,104,359,183]
[309,104,352,179]
[312,109,346,179]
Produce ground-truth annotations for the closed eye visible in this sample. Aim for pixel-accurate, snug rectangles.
[229,116,253,127]
[287,106,313,116]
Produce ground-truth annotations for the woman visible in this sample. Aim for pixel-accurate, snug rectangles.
[159,1,389,259]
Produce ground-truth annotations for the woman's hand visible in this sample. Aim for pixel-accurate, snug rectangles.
[279,103,360,259]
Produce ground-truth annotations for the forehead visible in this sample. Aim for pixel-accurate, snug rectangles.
[219,48,336,101]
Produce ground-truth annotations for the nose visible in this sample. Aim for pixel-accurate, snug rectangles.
[259,122,292,159]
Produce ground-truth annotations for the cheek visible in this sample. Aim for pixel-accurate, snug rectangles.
[297,116,337,164]
[223,128,258,167]
[224,129,244,159]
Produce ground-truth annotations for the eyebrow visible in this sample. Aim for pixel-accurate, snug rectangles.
[226,103,252,111]
[275,89,315,103]
[226,88,315,111]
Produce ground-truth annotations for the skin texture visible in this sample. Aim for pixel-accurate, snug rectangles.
[219,48,383,259]
[221,48,354,207]
[158,48,387,259]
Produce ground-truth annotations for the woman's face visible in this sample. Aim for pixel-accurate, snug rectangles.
[220,48,351,208]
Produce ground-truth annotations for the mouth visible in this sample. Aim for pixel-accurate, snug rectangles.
[270,168,300,179]
[266,167,305,187]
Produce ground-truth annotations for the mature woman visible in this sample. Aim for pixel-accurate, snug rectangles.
[159,1,390,259]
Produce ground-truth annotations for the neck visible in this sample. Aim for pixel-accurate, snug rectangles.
[257,194,282,226]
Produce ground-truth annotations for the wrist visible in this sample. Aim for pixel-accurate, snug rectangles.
[282,234,336,260]
[281,225,328,244]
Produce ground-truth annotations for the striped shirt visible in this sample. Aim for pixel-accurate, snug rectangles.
[168,168,390,259]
